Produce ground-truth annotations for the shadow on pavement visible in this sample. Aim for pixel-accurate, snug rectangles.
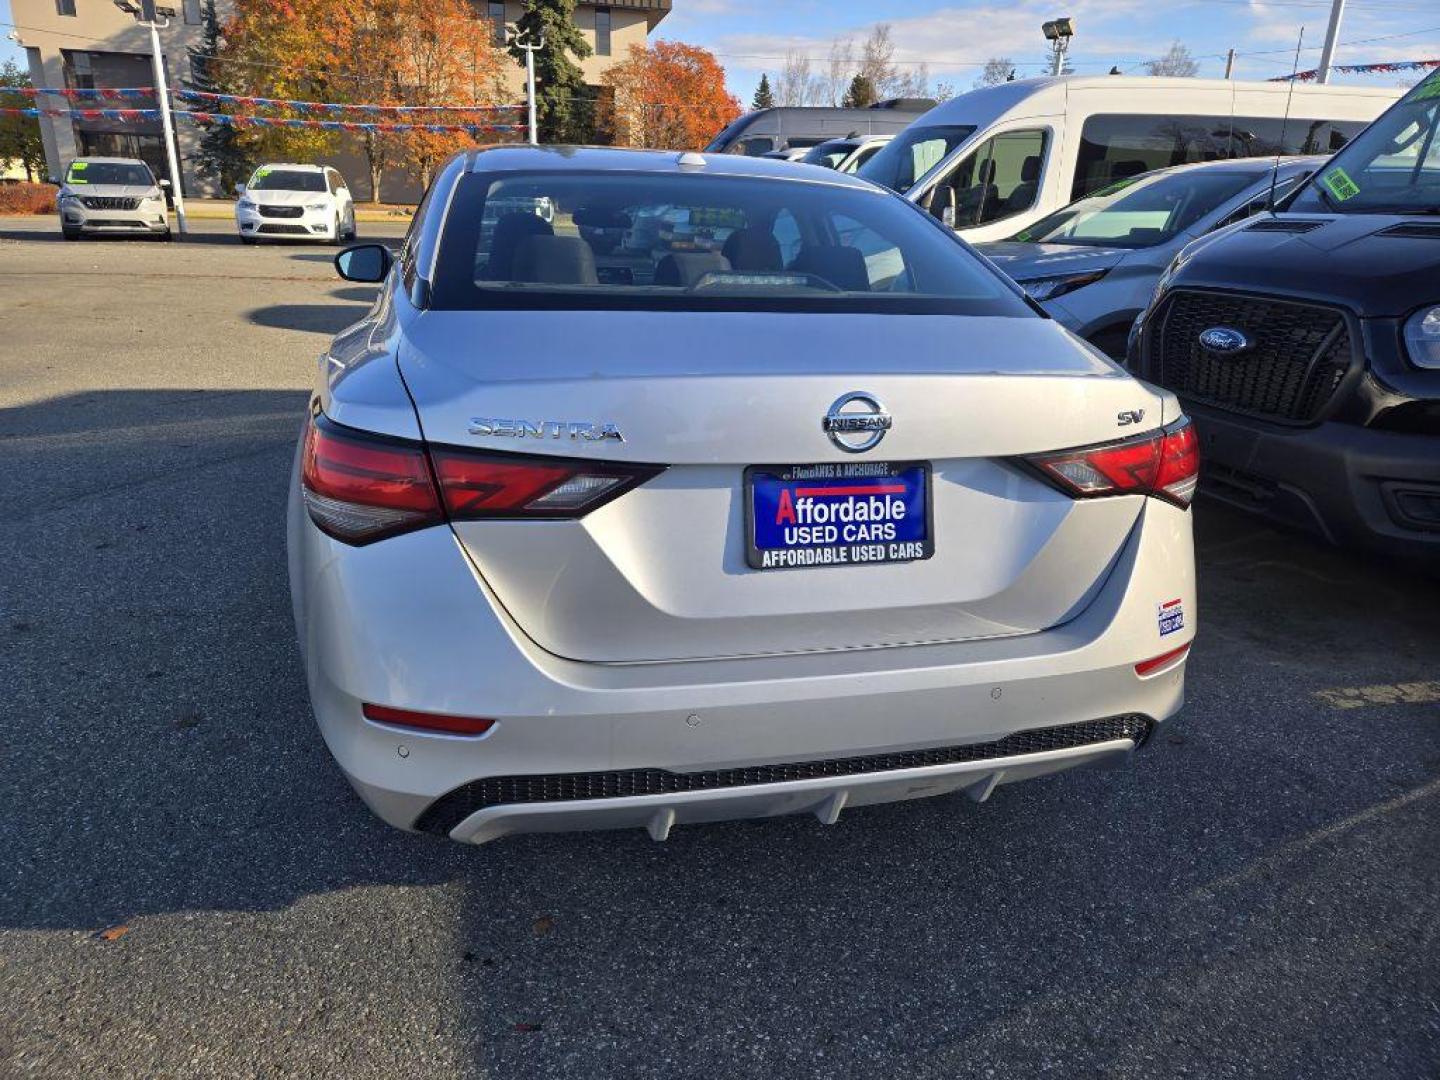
[245,302,370,335]
[1,387,1437,1078]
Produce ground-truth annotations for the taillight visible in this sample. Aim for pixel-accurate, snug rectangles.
[302,414,443,543]
[1135,642,1191,677]
[301,412,663,544]
[1025,417,1199,509]
[429,447,662,520]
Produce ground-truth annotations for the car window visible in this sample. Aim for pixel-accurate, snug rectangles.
[430,169,1028,317]
[842,144,884,174]
[1016,167,1263,248]
[1209,174,1308,231]
[935,129,1048,228]
[66,161,153,186]
[803,143,853,169]
[858,124,976,193]
[1290,71,1440,215]
[248,168,327,192]
[737,137,774,157]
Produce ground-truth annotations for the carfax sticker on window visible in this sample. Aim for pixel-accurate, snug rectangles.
[1158,598,1185,637]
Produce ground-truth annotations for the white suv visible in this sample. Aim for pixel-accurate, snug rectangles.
[56,157,170,241]
[235,164,356,244]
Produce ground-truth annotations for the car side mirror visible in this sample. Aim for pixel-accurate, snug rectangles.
[159,178,171,188]
[927,185,957,229]
[47,176,60,186]
[335,243,392,283]
[234,182,246,195]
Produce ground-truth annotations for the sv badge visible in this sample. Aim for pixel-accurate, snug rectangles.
[1116,409,1146,427]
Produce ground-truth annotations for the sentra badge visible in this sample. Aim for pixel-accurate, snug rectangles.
[469,418,624,442]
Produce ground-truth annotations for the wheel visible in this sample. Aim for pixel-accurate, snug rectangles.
[62,230,80,242]
[343,206,357,242]
[157,229,172,242]
[328,215,344,246]
[240,236,257,245]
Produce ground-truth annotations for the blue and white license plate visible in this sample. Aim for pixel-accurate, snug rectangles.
[745,462,933,570]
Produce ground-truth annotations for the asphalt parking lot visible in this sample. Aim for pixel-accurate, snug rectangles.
[1,215,1438,1080]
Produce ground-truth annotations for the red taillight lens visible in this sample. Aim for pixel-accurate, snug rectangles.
[362,703,496,737]
[429,449,660,519]
[1026,418,1199,509]
[302,415,443,543]
[301,412,664,543]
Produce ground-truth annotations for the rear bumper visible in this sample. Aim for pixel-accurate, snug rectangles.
[1191,406,1440,562]
[289,472,1196,843]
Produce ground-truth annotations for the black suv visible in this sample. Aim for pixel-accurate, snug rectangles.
[1130,71,1440,564]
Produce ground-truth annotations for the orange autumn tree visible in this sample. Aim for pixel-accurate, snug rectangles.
[599,41,741,151]
[392,0,512,190]
[221,0,511,200]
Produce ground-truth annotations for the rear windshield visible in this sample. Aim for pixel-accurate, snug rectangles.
[1014,168,1264,248]
[428,170,1030,317]
[803,142,857,168]
[248,168,327,192]
[858,125,976,193]
[1290,69,1440,215]
[67,161,153,186]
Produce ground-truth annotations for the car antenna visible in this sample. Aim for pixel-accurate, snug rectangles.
[1267,31,1302,214]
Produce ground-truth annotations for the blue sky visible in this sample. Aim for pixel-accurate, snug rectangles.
[4,0,1437,98]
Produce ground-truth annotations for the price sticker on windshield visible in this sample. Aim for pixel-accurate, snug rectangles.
[1322,167,1360,203]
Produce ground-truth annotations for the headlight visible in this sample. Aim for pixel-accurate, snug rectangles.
[237,198,256,211]
[1018,269,1109,302]
[58,191,78,203]
[1403,305,1440,369]
[306,202,329,212]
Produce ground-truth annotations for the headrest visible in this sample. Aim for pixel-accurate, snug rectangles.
[654,252,732,288]
[511,235,598,285]
[721,227,783,272]
[485,212,553,279]
[1020,155,1042,183]
[977,158,997,185]
[1113,159,1148,179]
[788,245,870,292]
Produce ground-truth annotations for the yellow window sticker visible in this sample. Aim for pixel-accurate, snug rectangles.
[67,162,88,183]
[1322,167,1360,202]
[255,167,271,178]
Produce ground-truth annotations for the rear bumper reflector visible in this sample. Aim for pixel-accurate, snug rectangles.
[362,703,496,737]
[1135,643,1191,678]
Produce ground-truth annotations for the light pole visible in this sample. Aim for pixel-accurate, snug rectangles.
[113,0,187,236]
[1041,18,1075,78]
[1316,0,1346,85]
[508,28,545,145]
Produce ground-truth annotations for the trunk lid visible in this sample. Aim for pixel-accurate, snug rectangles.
[399,311,1163,662]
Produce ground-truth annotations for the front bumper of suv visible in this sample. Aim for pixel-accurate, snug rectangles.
[60,200,168,236]
[1191,405,1440,561]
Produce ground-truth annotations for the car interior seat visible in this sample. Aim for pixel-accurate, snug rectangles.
[788,245,870,292]
[485,213,554,279]
[721,227,783,272]
[511,235,598,286]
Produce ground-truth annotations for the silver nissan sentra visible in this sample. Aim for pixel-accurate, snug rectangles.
[288,145,1198,845]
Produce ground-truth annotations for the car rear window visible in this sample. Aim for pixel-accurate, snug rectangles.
[428,169,1029,316]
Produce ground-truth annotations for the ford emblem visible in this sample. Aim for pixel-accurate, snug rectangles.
[1198,326,1251,354]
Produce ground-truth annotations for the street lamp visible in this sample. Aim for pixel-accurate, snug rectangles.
[113,0,188,236]
[1041,17,1075,77]
[506,27,545,146]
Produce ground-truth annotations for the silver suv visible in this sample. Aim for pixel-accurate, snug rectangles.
[56,157,170,241]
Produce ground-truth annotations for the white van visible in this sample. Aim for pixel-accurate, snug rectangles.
[857,76,1402,243]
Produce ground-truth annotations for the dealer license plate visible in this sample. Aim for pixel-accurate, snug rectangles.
[745,461,933,571]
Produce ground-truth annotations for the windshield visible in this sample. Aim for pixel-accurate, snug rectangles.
[248,168,327,193]
[1014,167,1265,248]
[66,161,153,186]
[430,170,1029,317]
[703,114,755,153]
[1290,70,1440,214]
[803,142,857,169]
[858,124,976,193]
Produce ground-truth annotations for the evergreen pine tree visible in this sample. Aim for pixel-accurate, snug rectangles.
[509,0,593,144]
[752,73,774,110]
[841,74,877,109]
[187,0,250,193]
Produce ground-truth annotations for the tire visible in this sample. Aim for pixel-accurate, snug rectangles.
[62,230,80,242]
[240,236,257,245]
[328,215,344,246]
[157,229,172,242]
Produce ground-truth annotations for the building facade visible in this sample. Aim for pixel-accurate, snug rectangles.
[12,0,672,202]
